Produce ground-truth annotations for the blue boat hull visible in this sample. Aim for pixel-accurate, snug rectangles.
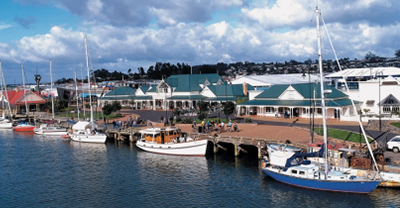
[262,168,380,194]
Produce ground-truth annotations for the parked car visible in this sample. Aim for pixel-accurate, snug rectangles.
[387,136,400,153]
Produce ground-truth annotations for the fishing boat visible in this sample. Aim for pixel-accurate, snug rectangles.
[136,126,208,156]
[34,60,68,135]
[261,7,380,194]
[13,64,35,132]
[69,35,107,143]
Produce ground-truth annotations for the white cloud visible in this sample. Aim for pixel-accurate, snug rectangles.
[0,22,13,30]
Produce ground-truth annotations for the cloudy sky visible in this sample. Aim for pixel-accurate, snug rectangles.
[0,0,399,82]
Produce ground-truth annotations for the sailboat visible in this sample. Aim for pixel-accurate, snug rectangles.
[13,64,35,132]
[34,60,67,135]
[261,7,380,193]
[0,61,13,129]
[69,35,107,143]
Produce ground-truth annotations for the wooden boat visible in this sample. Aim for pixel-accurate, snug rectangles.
[136,127,208,156]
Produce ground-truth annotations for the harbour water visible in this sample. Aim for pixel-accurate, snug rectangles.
[1,130,400,207]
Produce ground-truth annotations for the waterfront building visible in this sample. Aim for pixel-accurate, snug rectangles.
[326,67,400,120]
[0,89,46,114]
[99,73,252,111]
[237,83,360,120]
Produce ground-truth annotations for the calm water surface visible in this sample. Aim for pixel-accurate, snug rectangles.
[1,130,400,207]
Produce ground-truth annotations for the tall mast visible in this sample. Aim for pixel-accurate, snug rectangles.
[74,70,80,120]
[21,64,29,115]
[0,61,13,119]
[49,60,55,120]
[315,7,329,175]
[84,35,94,125]
[81,63,85,118]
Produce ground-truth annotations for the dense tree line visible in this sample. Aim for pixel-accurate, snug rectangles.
[54,49,400,84]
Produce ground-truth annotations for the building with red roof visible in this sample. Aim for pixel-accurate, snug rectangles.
[1,89,46,114]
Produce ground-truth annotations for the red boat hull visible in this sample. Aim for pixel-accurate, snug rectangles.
[13,126,35,132]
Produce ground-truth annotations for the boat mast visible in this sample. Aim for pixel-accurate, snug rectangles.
[81,63,85,118]
[84,35,94,127]
[0,61,13,119]
[49,60,55,120]
[315,7,329,175]
[21,64,29,115]
[74,70,80,120]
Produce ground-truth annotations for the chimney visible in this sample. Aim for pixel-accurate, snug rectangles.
[243,82,247,96]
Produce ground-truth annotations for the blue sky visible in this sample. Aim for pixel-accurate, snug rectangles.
[0,0,400,83]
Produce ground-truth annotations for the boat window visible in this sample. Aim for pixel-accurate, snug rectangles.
[291,170,297,174]
[340,177,344,179]
[299,171,305,175]
[328,176,331,179]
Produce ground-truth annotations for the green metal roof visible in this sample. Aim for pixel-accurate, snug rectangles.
[207,84,254,96]
[204,96,237,101]
[164,73,223,92]
[133,96,153,100]
[139,85,150,93]
[147,85,158,92]
[238,99,360,107]
[103,86,136,97]
[255,83,347,99]
[100,96,135,100]
[167,95,206,100]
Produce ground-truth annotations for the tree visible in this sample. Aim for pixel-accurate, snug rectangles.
[223,101,235,119]
[102,104,114,115]
[395,49,400,58]
[365,52,377,60]
[112,101,122,112]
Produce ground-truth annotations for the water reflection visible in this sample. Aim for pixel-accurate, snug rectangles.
[2,131,400,207]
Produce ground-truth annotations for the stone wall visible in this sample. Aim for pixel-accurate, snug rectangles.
[366,120,400,134]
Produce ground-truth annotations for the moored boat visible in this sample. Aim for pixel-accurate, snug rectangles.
[136,127,208,156]
[69,121,107,143]
[34,124,68,135]
[261,7,381,194]
[0,119,12,129]
[13,122,35,132]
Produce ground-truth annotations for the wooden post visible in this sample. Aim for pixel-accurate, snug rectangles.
[129,133,134,143]
[234,140,239,157]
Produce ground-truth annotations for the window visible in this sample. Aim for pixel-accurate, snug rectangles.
[299,171,305,175]
[291,170,297,174]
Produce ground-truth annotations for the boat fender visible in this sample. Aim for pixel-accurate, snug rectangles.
[261,162,266,168]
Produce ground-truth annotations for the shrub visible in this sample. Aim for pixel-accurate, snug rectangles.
[198,111,208,121]
[181,118,193,124]
[175,116,182,123]
[244,117,252,123]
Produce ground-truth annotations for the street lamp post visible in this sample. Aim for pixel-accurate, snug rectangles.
[375,71,383,131]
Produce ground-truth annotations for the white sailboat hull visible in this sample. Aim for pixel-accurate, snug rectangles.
[136,139,208,156]
[69,133,107,143]
[0,122,12,129]
[34,130,68,135]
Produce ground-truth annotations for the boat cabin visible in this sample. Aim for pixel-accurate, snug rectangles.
[140,127,187,144]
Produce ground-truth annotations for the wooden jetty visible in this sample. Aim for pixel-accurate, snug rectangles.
[105,128,308,159]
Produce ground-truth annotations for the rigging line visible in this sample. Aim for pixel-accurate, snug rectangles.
[290,11,314,85]
[320,14,380,174]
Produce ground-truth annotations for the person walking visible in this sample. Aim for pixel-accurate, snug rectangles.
[129,116,133,127]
